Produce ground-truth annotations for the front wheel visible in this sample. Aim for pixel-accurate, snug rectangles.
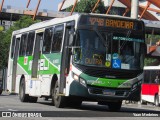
[107,101,122,111]
[19,79,29,102]
[52,81,67,108]
[29,96,38,103]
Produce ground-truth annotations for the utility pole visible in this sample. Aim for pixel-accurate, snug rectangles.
[131,0,139,19]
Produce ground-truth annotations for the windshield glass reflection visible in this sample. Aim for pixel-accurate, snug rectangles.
[73,29,144,70]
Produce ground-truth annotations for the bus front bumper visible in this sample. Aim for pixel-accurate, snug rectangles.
[69,81,141,101]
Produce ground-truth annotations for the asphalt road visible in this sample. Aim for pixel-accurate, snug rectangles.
[0,91,160,120]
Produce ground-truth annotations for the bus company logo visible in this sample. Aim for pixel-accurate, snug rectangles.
[107,81,112,86]
[2,112,11,117]
[24,57,28,65]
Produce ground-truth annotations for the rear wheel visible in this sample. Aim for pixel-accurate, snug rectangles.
[52,81,67,108]
[155,95,159,107]
[0,89,2,95]
[107,101,122,111]
[19,78,29,102]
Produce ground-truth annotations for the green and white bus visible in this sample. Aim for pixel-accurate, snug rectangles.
[7,13,145,111]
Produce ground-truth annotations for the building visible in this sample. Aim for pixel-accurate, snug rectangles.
[58,0,160,20]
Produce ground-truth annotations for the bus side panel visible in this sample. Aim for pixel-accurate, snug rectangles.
[29,80,41,96]
[7,35,15,92]
[141,84,159,103]
[7,60,13,92]
[39,53,61,96]
[141,84,150,95]
[15,75,21,93]
[141,84,153,102]
[150,84,159,96]
[40,76,51,96]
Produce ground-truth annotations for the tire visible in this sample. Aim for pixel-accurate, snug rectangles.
[107,101,122,111]
[0,90,2,95]
[19,78,29,102]
[29,96,38,103]
[67,97,82,107]
[52,81,67,108]
[155,95,159,107]
[44,97,49,101]
[140,99,147,105]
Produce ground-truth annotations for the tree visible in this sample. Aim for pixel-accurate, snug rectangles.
[66,0,106,13]
[0,16,40,69]
[0,32,5,69]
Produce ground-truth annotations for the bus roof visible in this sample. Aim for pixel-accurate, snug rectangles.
[13,13,143,35]
[144,20,160,35]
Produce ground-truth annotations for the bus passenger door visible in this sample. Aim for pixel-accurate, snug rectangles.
[30,32,43,96]
[11,35,21,93]
[59,23,74,94]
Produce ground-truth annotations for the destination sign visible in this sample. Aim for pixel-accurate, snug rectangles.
[79,16,142,30]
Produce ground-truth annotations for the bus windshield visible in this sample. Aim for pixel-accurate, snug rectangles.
[73,29,144,70]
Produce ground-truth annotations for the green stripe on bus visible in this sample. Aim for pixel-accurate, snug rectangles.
[80,73,127,88]
[17,53,61,75]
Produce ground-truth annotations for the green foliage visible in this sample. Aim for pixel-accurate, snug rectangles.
[0,16,40,69]
[0,32,5,69]
[144,58,160,66]
[66,0,106,13]
[145,34,160,45]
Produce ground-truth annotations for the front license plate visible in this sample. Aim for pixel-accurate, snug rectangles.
[103,90,115,95]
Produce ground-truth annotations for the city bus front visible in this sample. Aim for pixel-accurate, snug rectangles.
[69,15,145,108]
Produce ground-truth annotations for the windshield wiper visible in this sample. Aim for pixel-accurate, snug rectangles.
[120,30,131,50]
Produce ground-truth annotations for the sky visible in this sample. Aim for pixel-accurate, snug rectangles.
[2,0,61,11]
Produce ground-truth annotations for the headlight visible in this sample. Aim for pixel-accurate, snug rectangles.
[72,72,86,87]
[80,78,87,87]
[73,73,79,81]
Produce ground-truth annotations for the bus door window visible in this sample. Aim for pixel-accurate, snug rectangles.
[26,31,35,56]
[32,32,43,78]
[42,27,53,54]
[51,25,64,52]
[152,70,160,84]
[19,33,28,56]
[73,32,81,62]
[149,70,160,96]
[12,36,21,92]
[10,36,16,59]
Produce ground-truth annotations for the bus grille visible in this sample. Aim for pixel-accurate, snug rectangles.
[88,87,129,96]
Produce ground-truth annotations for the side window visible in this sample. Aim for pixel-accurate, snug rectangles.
[42,27,53,54]
[11,36,16,59]
[26,31,35,56]
[150,70,160,84]
[19,33,28,56]
[51,25,64,52]
[143,70,150,83]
